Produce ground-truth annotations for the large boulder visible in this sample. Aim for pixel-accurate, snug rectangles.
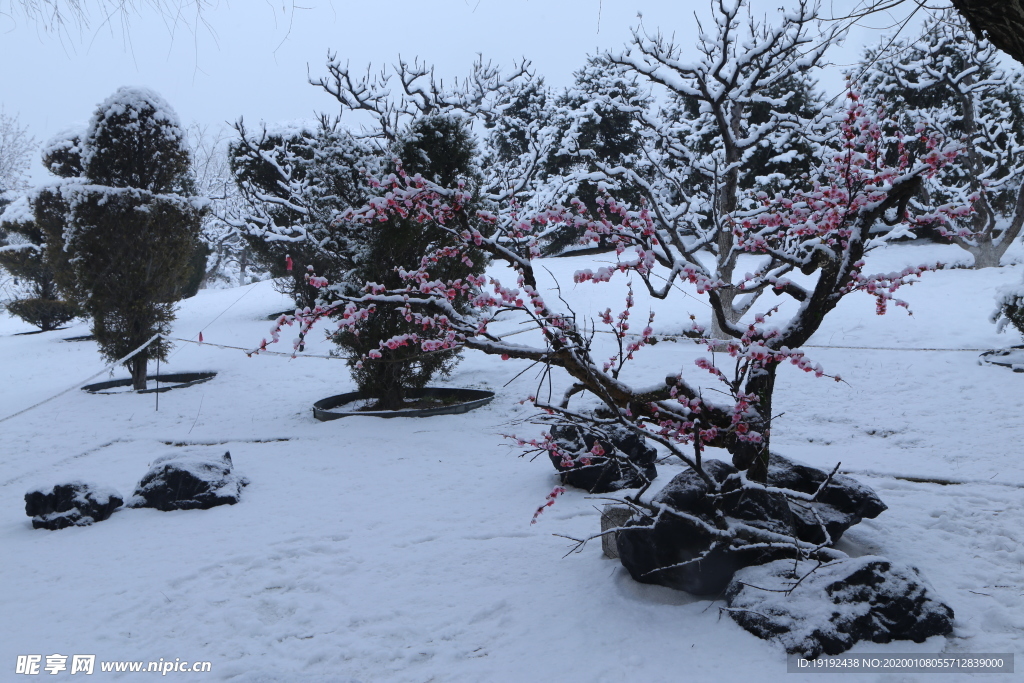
[549,424,657,493]
[25,482,123,530]
[129,451,247,511]
[615,454,888,594]
[615,511,746,595]
[767,453,887,544]
[615,460,784,595]
[725,557,955,658]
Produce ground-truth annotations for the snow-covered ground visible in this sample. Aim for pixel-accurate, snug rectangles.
[1,242,1021,682]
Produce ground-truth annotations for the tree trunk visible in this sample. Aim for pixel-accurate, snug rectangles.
[951,0,1024,67]
[728,362,778,483]
[375,383,405,411]
[709,107,745,345]
[129,352,148,391]
[366,353,408,411]
[712,246,737,344]
[238,245,250,287]
[972,246,1002,269]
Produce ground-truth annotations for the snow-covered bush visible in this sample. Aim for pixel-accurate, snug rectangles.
[992,283,1024,337]
[539,54,652,256]
[229,119,374,308]
[333,114,486,410]
[237,54,536,409]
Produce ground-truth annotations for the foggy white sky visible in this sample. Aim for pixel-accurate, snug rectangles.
[0,0,924,183]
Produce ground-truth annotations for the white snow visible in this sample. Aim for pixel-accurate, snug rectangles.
[0,194,34,226]
[0,242,1022,681]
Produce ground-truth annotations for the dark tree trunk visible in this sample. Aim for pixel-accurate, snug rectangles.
[375,384,405,411]
[729,362,778,483]
[238,245,250,287]
[951,0,1024,66]
[129,352,148,391]
[366,354,408,411]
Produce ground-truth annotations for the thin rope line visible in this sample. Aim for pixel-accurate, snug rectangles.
[170,336,344,360]
[168,282,262,361]
[170,336,463,363]
[0,333,163,425]
[499,325,989,352]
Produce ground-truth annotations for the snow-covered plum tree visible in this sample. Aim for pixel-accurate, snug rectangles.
[580,0,838,343]
[256,90,967,499]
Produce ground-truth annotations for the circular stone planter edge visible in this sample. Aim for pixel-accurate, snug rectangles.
[979,346,1024,372]
[313,387,495,420]
[82,372,218,394]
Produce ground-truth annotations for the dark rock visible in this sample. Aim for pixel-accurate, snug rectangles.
[725,557,955,658]
[651,458,792,535]
[722,485,795,537]
[25,482,123,530]
[548,424,657,493]
[652,459,735,515]
[616,458,767,595]
[615,455,889,595]
[616,510,743,595]
[129,451,247,511]
[767,453,887,544]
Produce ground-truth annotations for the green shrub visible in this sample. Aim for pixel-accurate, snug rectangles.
[6,298,81,331]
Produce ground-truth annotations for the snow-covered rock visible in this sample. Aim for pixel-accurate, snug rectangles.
[548,423,657,493]
[768,453,888,544]
[616,459,744,595]
[724,557,955,658]
[129,450,247,511]
[615,455,888,594]
[24,482,123,530]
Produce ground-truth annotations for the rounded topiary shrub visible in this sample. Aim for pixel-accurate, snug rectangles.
[36,86,204,390]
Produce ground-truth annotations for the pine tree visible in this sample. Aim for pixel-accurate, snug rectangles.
[36,87,204,389]
[0,196,81,331]
[335,113,487,410]
[542,55,652,255]
[229,118,373,309]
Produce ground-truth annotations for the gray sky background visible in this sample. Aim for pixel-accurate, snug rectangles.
[1,0,925,183]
